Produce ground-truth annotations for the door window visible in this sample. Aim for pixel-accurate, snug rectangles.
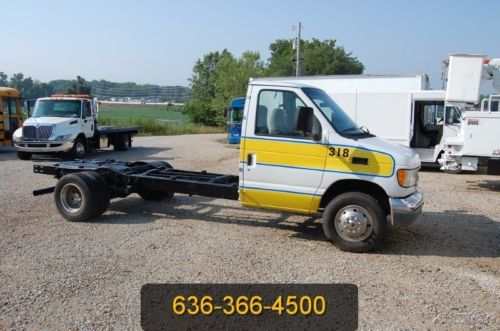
[255,90,321,139]
[445,106,461,124]
[2,97,17,115]
[83,101,92,118]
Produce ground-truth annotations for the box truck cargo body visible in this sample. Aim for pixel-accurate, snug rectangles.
[270,75,455,164]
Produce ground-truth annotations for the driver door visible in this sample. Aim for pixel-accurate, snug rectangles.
[81,101,94,138]
[240,87,327,214]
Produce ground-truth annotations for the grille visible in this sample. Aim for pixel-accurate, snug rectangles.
[22,125,53,140]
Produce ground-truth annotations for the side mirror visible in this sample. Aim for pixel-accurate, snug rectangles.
[313,132,322,141]
[223,108,229,118]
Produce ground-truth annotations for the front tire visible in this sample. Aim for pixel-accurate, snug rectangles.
[67,136,87,159]
[322,192,386,253]
[17,151,32,160]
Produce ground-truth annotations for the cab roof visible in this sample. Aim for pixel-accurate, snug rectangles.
[249,78,315,89]
[37,94,93,101]
[0,87,21,97]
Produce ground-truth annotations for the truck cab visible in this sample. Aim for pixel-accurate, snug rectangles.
[13,94,98,159]
[239,79,423,251]
[225,97,244,144]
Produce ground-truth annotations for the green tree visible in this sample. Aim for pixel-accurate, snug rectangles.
[185,50,228,125]
[0,72,8,86]
[67,75,92,94]
[186,50,265,126]
[212,51,264,125]
[267,38,364,76]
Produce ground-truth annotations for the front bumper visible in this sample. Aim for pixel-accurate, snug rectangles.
[389,188,423,227]
[13,140,74,153]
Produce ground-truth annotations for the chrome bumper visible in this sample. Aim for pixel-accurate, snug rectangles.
[389,188,423,227]
[13,140,74,153]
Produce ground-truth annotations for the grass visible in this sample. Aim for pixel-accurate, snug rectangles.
[98,103,224,136]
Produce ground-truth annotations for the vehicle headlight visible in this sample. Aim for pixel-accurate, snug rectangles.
[397,168,419,187]
[12,129,23,141]
[55,134,73,141]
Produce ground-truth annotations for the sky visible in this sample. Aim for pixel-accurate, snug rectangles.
[2,0,499,90]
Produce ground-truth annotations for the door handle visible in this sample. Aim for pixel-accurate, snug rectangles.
[247,153,256,168]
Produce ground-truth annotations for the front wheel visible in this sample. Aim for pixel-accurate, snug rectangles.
[17,151,32,160]
[322,192,386,253]
[66,137,87,159]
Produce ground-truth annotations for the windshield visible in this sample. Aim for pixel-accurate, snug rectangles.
[32,100,81,118]
[302,87,366,136]
[230,108,244,122]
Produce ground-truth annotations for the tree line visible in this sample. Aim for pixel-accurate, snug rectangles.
[186,38,364,126]
[0,73,189,103]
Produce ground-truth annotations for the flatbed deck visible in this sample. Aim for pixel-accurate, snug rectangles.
[96,126,140,136]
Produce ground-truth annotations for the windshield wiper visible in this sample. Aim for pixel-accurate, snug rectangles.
[339,127,361,134]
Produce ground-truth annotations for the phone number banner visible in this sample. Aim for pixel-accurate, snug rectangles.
[141,283,358,330]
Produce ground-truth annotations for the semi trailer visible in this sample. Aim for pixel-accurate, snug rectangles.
[33,79,423,253]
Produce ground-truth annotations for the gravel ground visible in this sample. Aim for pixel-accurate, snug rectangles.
[0,134,499,330]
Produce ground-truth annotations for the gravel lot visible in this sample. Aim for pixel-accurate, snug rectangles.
[1,134,499,330]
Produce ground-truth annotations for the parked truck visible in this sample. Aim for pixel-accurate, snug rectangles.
[0,87,23,147]
[12,94,139,160]
[33,80,423,253]
[224,97,244,144]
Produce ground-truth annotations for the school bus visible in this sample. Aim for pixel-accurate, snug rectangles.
[0,87,22,147]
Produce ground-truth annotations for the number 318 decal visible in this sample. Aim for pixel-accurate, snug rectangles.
[329,147,349,158]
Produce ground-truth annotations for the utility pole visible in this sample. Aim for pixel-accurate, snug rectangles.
[295,22,302,76]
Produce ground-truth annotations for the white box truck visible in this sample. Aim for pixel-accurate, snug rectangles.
[271,54,500,173]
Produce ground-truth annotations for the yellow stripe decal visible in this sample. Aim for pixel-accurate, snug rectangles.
[240,137,395,177]
[240,187,321,215]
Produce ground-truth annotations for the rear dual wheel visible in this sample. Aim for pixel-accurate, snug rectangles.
[113,134,129,151]
[54,171,110,222]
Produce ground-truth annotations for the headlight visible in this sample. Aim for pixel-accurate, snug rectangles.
[397,168,419,187]
[55,134,73,141]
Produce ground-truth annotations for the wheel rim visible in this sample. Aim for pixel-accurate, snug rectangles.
[75,141,85,157]
[60,183,84,213]
[334,205,373,242]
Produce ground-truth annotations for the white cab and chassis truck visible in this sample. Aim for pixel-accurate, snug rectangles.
[33,80,423,253]
[13,94,139,160]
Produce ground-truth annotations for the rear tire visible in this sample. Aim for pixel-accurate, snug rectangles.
[137,189,174,201]
[79,171,111,215]
[54,173,104,222]
[17,151,32,160]
[113,134,129,151]
[322,192,386,253]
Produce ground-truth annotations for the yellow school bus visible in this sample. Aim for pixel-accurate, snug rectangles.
[0,87,22,146]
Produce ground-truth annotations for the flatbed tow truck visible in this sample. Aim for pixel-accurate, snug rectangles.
[13,94,139,159]
[33,79,423,253]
